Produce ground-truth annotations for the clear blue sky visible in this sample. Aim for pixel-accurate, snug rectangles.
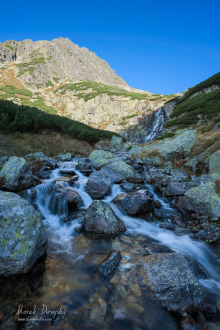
[1,0,219,94]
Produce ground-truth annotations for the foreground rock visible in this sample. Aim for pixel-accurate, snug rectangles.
[110,135,125,152]
[84,250,122,277]
[134,130,197,160]
[143,253,203,314]
[83,200,126,235]
[209,150,220,174]
[182,182,220,219]
[89,150,116,169]
[86,171,111,199]
[113,191,153,216]
[101,161,143,183]
[0,156,33,191]
[0,191,47,276]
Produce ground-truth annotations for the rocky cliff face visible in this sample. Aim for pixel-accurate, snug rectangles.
[0,38,174,131]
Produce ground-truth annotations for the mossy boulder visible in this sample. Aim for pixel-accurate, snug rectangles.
[83,200,126,235]
[110,135,125,152]
[143,253,203,313]
[101,160,143,183]
[142,130,197,160]
[182,182,220,219]
[209,150,220,174]
[89,150,116,169]
[0,190,47,276]
[0,156,33,191]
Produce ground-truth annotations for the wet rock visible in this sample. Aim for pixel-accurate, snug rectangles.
[113,191,153,216]
[166,182,195,196]
[35,167,51,180]
[54,183,83,212]
[83,200,126,235]
[147,167,171,186]
[60,169,77,176]
[85,250,122,277]
[110,135,125,152]
[120,182,135,192]
[0,156,33,191]
[180,315,195,330]
[209,150,220,174]
[159,223,175,230]
[57,152,72,161]
[202,303,220,320]
[25,152,57,172]
[101,160,143,183]
[0,190,47,276]
[76,158,93,173]
[86,171,111,199]
[182,182,220,219]
[143,253,203,314]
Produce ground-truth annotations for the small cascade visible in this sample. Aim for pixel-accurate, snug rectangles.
[121,107,166,144]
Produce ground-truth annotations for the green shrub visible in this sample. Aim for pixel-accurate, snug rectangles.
[53,81,149,101]
[165,89,220,128]
[157,132,175,140]
[179,72,220,103]
[4,44,14,51]
[46,80,54,87]
[53,77,60,83]
[0,99,119,143]
[122,114,138,120]
[118,121,128,125]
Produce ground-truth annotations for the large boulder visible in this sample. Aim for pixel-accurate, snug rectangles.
[110,135,125,152]
[182,182,220,219]
[101,161,143,183]
[209,150,220,174]
[143,253,203,314]
[89,150,116,169]
[0,191,47,276]
[86,171,111,199]
[142,130,197,160]
[113,191,153,216]
[0,156,33,191]
[83,200,126,235]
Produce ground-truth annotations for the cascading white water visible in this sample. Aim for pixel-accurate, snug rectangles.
[143,108,165,142]
[32,159,220,298]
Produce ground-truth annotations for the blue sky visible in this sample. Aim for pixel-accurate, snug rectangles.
[1,0,219,94]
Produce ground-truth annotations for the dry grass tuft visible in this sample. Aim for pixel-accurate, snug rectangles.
[191,128,220,158]
[0,129,93,158]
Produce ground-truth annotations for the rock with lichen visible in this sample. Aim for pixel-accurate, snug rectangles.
[0,190,47,276]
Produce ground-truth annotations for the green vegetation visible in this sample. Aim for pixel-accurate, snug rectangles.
[53,77,60,83]
[165,96,181,104]
[122,114,138,120]
[16,57,45,76]
[146,108,152,112]
[0,99,119,143]
[157,132,175,140]
[149,96,163,101]
[47,56,53,60]
[118,121,128,125]
[46,80,54,87]
[4,44,14,51]
[0,85,33,98]
[0,85,56,115]
[54,81,149,101]
[179,72,220,103]
[165,89,220,128]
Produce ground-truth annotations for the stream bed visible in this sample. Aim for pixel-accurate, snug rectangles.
[0,160,220,329]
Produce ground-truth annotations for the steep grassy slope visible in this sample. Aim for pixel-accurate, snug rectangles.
[165,72,220,129]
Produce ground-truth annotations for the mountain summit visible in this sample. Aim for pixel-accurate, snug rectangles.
[0,37,128,88]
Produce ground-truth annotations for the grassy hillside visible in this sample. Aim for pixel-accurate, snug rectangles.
[0,99,119,143]
[165,72,220,129]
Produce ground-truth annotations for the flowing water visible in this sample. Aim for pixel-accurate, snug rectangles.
[0,160,220,329]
